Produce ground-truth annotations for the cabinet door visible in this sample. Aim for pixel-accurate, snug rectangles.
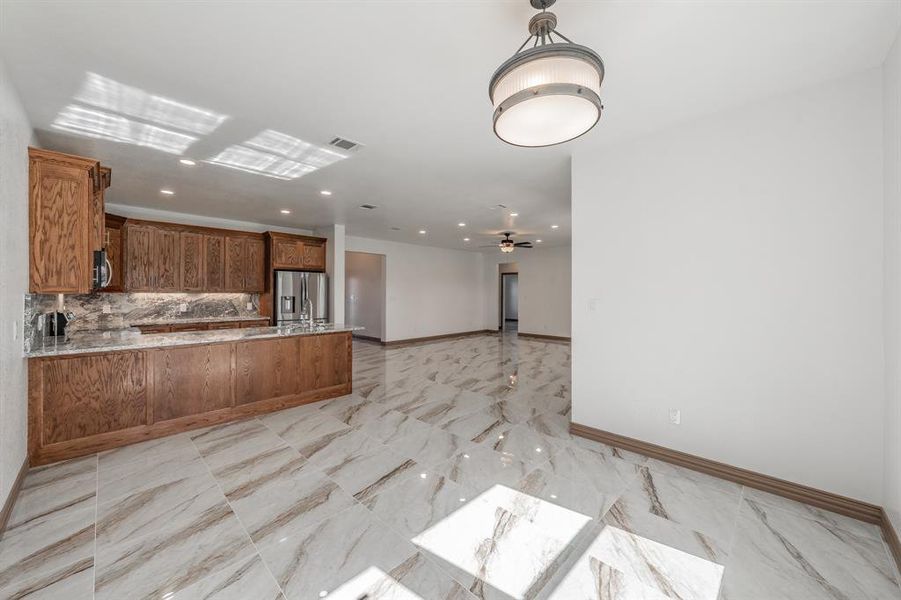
[244,238,265,292]
[302,243,326,270]
[273,238,302,268]
[180,231,205,291]
[29,160,92,293]
[225,236,245,291]
[150,344,233,421]
[125,224,155,291]
[204,235,225,292]
[40,351,147,444]
[236,338,300,404]
[155,228,181,291]
[300,333,350,392]
[101,222,123,292]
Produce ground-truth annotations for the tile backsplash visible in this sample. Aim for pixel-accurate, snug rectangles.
[24,292,260,352]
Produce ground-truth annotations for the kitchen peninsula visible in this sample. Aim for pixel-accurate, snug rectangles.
[24,146,359,466]
[26,324,359,465]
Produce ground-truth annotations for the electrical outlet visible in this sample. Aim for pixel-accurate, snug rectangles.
[669,409,681,425]
[12,321,18,342]
[102,304,111,314]
[179,303,188,313]
[246,302,253,311]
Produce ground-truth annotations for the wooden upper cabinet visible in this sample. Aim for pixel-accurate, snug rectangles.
[115,217,266,293]
[303,243,326,270]
[225,236,245,291]
[125,224,155,291]
[180,231,205,291]
[273,237,303,268]
[155,228,180,292]
[28,148,108,293]
[204,234,225,291]
[267,232,327,272]
[244,238,265,292]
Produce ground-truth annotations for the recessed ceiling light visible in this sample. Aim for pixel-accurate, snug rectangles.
[280,209,291,214]
[419,230,427,235]
[160,189,175,195]
[458,222,466,227]
[551,224,559,229]
[179,158,196,166]
[536,239,543,243]
[320,190,332,196]
[510,212,519,217]
[463,238,470,242]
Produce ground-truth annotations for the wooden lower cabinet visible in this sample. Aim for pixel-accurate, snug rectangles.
[27,332,352,465]
[301,332,350,390]
[32,351,147,447]
[151,344,233,421]
[236,338,300,405]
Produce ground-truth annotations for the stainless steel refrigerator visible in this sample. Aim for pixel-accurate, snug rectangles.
[275,271,329,324]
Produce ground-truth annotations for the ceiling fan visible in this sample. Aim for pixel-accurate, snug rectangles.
[481,232,534,253]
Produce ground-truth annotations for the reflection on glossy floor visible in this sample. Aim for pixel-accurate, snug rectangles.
[2,332,900,599]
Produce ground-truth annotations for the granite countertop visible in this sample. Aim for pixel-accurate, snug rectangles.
[25,324,363,358]
[128,315,270,326]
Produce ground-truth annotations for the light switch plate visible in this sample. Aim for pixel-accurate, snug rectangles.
[102,304,111,314]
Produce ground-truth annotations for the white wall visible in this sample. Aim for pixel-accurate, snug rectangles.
[316,224,345,325]
[884,28,901,531]
[345,251,385,340]
[483,246,572,338]
[0,59,33,507]
[346,236,484,342]
[572,70,884,503]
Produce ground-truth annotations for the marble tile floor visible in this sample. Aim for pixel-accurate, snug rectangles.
[2,332,899,599]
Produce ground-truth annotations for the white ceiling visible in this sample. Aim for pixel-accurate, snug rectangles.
[2,0,899,251]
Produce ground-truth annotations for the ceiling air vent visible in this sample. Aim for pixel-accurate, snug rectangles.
[329,137,364,152]
[359,204,377,210]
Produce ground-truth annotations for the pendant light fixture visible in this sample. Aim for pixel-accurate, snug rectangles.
[489,0,605,147]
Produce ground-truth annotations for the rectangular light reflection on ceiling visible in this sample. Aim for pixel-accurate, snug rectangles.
[205,145,316,180]
[76,72,228,135]
[52,104,197,155]
[246,129,348,169]
[206,130,348,180]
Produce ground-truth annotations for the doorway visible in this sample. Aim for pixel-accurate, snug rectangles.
[345,251,386,342]
[500,271,519,332]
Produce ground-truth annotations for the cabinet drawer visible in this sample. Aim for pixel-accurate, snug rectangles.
[208,322,241,330]
[169,323,209,333]
[137,324,172,334]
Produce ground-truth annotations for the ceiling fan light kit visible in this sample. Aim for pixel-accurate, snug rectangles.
[489,0,605,147]
[484,232,534,253]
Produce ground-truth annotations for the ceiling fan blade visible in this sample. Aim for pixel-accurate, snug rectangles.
[514,242,532,247]
[478,244,500,248]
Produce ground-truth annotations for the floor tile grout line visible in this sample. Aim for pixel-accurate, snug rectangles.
[187,423,287,599]
[92,454,98,600]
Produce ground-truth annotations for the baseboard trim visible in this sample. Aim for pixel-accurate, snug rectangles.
[569,422,882,524]
[517,332,571,342]
[381,330,497,348]
[883,508,901,571]
[352,333,382,343]
[0,456,28,540]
